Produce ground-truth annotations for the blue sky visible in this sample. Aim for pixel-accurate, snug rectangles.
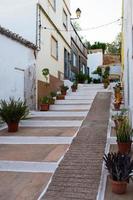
[71,0,122,44]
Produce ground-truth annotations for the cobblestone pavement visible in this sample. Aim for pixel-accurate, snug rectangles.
[42,92,111,200]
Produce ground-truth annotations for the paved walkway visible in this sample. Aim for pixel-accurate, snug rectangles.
[42,92,111,200]
[0,84,111,200]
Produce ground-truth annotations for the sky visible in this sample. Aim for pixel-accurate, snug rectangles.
[71,0,122,44]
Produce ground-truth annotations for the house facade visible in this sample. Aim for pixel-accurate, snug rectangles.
[70,23,88,80]
[122,0,133,126]
[37,0,72,102]
[87,49,103,79]
[0,0,88,109]
[0,26,37,110]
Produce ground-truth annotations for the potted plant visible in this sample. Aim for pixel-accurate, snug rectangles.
[103,78,109,89]
[71,83,77,92]
[116,118,133,154]
[113,100,121,111]
[60,85,69,95]
[114,85,122,102]
[75,72,87,83]
[49,92,56,105]
[0,98,29,132]
[40,96,50,111]
[112,109,128,130]
[103,152,133,194]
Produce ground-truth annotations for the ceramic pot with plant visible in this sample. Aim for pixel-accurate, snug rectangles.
[56,94,65,100]
[116,118,133,154]
[113,100,121,111]
[0,98,29,132]
[71,83,77,92]
[60,85,69,95]
[40,96,50,111]
[103,78,109,89]
[49,92,56,105]
[103,152,133,194]
[112,109,128,130]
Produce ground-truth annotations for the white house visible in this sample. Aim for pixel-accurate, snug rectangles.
[0,26,37,109]
[0,0,71,106]
[87,49,103,79]
[122,0,133,126]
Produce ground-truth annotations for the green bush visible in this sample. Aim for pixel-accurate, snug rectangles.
[93,78,101,84]
[0,98,29,123]
[75,72,87,83]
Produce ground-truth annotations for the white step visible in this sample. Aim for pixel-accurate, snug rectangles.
[20,120,82,127]
[68,92,97,96]
[30,111,88,117]
[55,100,92,105]
[50,104,91,111]
[0,161,57,173]
[0,136,73,144]
[65,95,95,100]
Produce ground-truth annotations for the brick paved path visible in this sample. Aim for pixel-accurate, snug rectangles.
[42,92,111,200]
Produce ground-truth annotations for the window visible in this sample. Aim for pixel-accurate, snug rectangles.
[73,53,77,67]
[51,36,58,60]
[63,9,68,30]
[48,0,56,10]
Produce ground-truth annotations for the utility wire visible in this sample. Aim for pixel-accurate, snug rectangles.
[41,18,121,32]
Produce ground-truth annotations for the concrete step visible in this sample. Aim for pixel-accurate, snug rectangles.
[55,100,92,105]
[20,120,82,127]
[65,95,95,100]
[30,111,88,117]
[50,104,91,111]
[67,91,97,96]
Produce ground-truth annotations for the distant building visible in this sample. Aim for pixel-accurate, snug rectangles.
[70,23,88,80]
[87,49,103,79]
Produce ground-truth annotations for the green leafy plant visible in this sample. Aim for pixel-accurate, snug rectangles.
[40,96,50,104]
[116,118,133,143]
[60,85,69,92]
[93,78,101,84]
[42,68,49,87]
[50,91,57,98]
[75,72,87,83]
[71,83,77,89]
[0,98,29,123]
[103,152,133,182]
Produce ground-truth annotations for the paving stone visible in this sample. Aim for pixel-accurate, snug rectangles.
[42,92,111,200]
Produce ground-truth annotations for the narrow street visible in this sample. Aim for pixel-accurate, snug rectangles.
[0,84,104,200]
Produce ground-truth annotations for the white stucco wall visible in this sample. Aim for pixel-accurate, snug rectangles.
[0,34,36,105]
[123,0,133,126]
[87,52,103,78]
[37,0,71,81]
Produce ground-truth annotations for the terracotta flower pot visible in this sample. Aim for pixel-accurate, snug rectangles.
[114,102,121,110]
[117,142,132,154]
[111,180,127,194]
[40,104,49,111]
[56,95,65,100]
[72,88,76,92]
[8,122,19,132]
[61,91,66,95]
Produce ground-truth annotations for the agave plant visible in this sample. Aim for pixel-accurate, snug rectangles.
[103,152,133,182]
[0,98,29,132]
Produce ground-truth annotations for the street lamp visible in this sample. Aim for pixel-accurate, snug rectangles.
[71,8,81,20]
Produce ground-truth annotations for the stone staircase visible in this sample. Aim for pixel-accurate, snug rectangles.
[0,84,105,200]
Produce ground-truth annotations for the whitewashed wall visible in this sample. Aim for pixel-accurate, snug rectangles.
[87,52,103,78]
[0,34,36,109]
[123,0,133,126]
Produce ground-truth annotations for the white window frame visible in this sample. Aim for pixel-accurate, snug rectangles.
[63,9,68,30]
[51,36,58,60]
[48,0,56,10]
